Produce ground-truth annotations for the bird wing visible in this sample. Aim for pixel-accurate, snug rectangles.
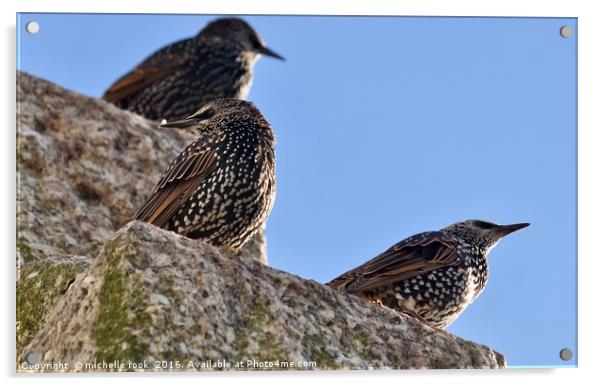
[103,38,193,103]
[135,142,218,228]
[327,231,460,293]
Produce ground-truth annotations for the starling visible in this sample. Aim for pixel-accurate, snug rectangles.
[327,220,529,329]
[103,17,284,121]
[135,98,276,250]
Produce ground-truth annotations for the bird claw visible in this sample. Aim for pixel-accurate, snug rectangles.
[398,308,429,325]
[398,310,445,333]
[369,298,444,332]
[371,299,385,307]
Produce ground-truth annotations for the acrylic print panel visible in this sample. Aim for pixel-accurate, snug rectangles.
[16,13,577,371]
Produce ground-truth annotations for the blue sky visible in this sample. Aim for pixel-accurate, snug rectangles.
[17,13,577,368]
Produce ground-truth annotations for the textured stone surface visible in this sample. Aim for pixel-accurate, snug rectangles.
[16,71,267,266]
[21,221,506,371]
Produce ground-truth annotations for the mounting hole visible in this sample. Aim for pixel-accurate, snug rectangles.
[25,21,40,34]
[559,348,573,361]
[559,25,572,38]
[25,352,39,365]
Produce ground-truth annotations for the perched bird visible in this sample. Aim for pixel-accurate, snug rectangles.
[103,17,284,121]
[135,98,276,250]
[327,220,529,329]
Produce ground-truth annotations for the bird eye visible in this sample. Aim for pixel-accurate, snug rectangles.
[252,36,263,49]
[194,109,215,122]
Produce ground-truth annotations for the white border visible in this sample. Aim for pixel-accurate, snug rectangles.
[2,1,600,385]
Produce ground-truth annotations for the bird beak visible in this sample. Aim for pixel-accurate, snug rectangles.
[258,46,285,60]
[159,117,197,129]
[495,222,530,237]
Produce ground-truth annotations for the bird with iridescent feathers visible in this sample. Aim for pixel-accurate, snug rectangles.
[327,220,529,329]
[134,99,276,251]
[103,17,284,121]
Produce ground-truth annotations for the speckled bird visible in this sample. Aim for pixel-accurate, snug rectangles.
[135,98,276,250]
[327,220,529,329]
[103,17,284,121]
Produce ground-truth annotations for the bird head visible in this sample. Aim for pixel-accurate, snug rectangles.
[159,98,266,134]
[199,17,284,60]
[441,219,530,254]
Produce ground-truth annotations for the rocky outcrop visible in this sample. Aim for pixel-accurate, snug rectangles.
[16,72,267,354]
[16,73,506,371]
[21,221,505,371]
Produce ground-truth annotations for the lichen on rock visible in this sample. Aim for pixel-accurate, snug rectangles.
[91,240,151,365]
[16,256,90,358]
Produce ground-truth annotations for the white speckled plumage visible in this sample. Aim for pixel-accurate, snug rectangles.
[135,99,276,250]
[327,220,529,328]
[103,18,283,121]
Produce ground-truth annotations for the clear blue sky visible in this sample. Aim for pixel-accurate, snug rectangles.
[17,13,577,368]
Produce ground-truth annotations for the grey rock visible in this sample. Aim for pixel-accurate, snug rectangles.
[21,221,506,371]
